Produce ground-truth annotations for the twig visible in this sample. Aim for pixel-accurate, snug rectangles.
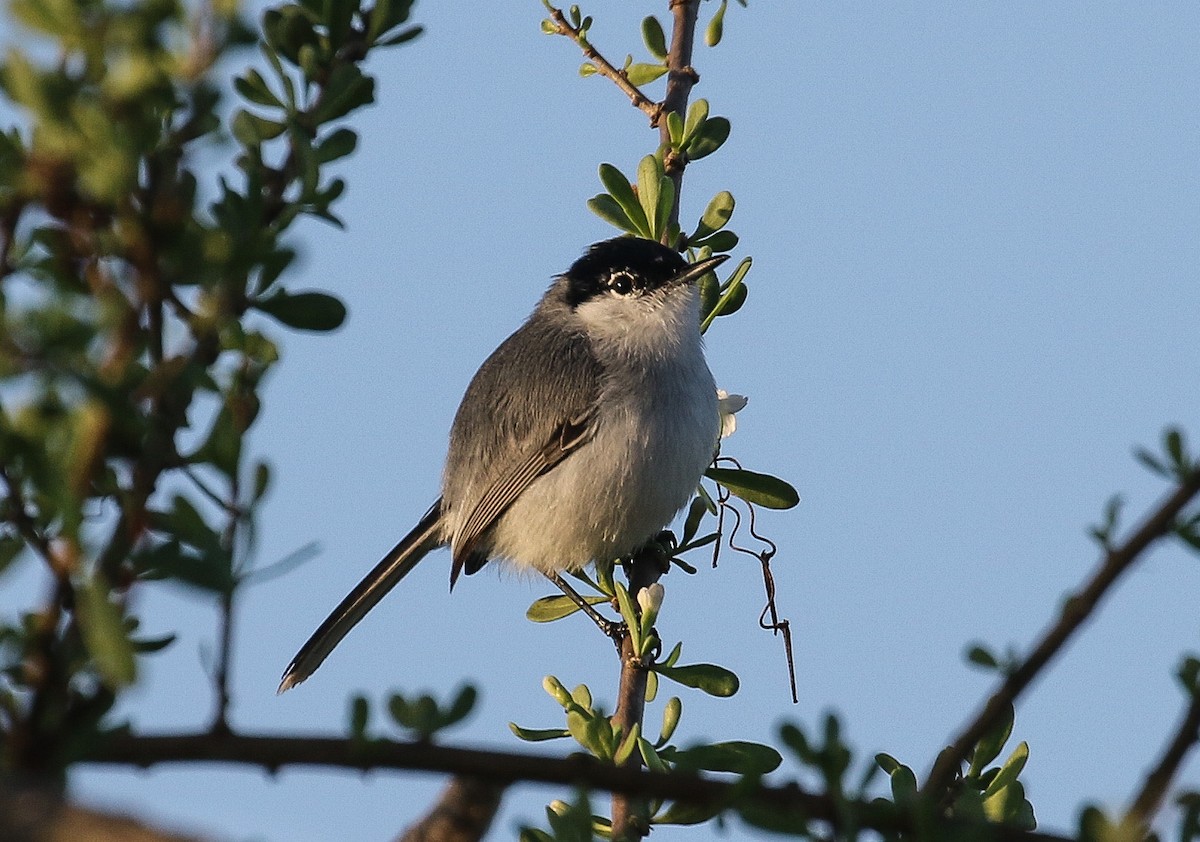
[924,472,1200,793]
[1126,688,1200,829]
[544,5,663,126]
[609,553,663,841]
[0,465,54,565]
[81,729,1075,842]
[658,0,703,232]
[399,776,503,842]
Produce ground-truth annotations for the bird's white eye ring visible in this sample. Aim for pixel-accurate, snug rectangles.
[608,270,635,296]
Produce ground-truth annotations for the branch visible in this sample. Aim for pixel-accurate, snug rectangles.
[398,776,503,842]
[544,5,663,126]
[609,556,664,841]
[1,782,203,842]
[82,730,1075,842]
[925,472,1200,793]
[1126,688,1200,829]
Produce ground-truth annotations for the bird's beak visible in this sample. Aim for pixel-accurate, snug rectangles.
[670,253,730,288]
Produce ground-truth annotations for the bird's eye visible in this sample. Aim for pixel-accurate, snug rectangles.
[608,271,635,295]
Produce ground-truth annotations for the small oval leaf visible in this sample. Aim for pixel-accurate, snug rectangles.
[654,663,739,697]
[705,467,799,509]
[641,15,668,60]
[526,593,609,623]
[625,62,668,86]
[510,723,570,742]
[254,290,347,332]
[687,117,731,160]
[705,0,727,47]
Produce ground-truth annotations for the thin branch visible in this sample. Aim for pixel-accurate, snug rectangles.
[1126,688,1200,829]
[544,5,663,126]
[81,730,1074,842]
[399,776,503,842]
[658,0,703,233]
[924,472,1200,793]
[0,465,54,564]
[610,555,663,841]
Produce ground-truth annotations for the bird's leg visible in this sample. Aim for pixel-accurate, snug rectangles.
[545,572,624,645]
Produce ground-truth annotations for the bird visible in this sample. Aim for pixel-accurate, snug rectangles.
[278,237,728,692]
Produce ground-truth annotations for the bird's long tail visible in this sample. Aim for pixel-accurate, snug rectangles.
[278,501,444,693]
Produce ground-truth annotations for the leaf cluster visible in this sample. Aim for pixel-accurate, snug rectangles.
[0,0,418,778]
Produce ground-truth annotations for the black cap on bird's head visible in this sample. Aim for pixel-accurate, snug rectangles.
[563,237,728,309]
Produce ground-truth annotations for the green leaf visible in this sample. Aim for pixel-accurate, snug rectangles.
[655,799,724,826]
[639,737,670,773]
[655,176,676,243]
[614,582,637,628]
[253,290,347,332]
[194,403,243,478]
[693,230,738,253]
[654,663,739,697]
[887,761,919,805]
[75,574,137,689]
[965,643,999,670]
[526,593,608,622]
[669,741,782,775]
[253,462,272,502]
[598,163,650,235]
[586,194,639,235]
[698,255,742,333]
[131,632,177,654]
[687,117,731,160]
[970,701,1014,775]
[1135,446,1168,478]
[641,16,668,60]
[256,247,297,294]
[637,155,663,237]
[510,723,570,742]
[570,683,592,710]
[613,723,640,765]
[705,467,799,509]
[665,110,684,146]
[661,640,683,668]
[231,109,286,146]
[234,70,282,108]
[313,64,375,124]
[162,495,223,554]
[693,190,735,240]
[315,128,358,163]
[1178,656,1200,694]
[445,685,478,727]
[130,539,234,594]
[680,496,707,545]
[579,62,598,77]
[377,25,422,47]
[684,99,709,143]
[645,668,658,702]
[625,63,668,86]
[658,696,682,746]
[705,0,728,47]
[1166,428,1185,472]
[875,752,902,775]
[983,741,1029,799]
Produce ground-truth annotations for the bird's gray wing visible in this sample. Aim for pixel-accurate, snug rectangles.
[442,296,602,584]
[449,410,594,586]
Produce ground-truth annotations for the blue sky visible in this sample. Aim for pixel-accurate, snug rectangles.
[4,1,1200,839]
